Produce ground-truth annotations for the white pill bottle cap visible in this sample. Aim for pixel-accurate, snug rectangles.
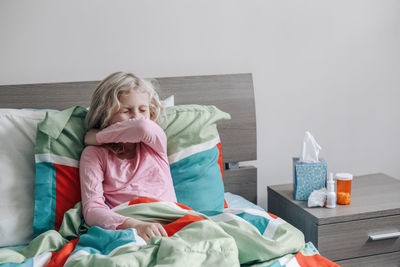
[335,173,353,181]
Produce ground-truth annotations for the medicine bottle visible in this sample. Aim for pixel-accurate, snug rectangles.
[336,173,353,205]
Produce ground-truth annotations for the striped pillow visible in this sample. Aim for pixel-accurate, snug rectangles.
[160,105,231,211]
[33,106,87,237]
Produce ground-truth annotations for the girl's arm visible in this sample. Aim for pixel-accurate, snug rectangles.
[79,147,128,230]
[88,118,167,155]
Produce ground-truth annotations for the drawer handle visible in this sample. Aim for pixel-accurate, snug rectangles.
[369,231,400,241]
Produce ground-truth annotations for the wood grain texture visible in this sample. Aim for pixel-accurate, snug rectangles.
[318,214,400,261]
[0,73,257,203]
[156,73,256,163]
[0,81,98,109]
[224,167,257,204]
[336,251,400,267]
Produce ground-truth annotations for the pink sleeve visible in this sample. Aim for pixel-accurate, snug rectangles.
[96,118,167,155]
[79,146,127,230]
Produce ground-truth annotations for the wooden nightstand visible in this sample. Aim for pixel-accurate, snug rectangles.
[268,173,400,266]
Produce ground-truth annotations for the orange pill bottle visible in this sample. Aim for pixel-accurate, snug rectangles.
[335,173,353,205]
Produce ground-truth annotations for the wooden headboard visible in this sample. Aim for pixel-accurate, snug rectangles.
[0,73,258,203]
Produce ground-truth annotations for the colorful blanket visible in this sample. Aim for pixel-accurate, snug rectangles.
[0,198,338,267]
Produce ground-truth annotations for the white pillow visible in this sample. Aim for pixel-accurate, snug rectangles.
[161,95,174,107]
[0,109,46,247]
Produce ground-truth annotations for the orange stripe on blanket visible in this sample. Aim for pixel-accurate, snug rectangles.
[295,251,340,267]
[163,214,205,236]
[224,199,228,208]
[267,212,278,219]
[175,203,194,211]
[129,197,160,205]
[46,238,79,267]
[128,197,194,211]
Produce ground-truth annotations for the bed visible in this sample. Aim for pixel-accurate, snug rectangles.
[0,73,337,266]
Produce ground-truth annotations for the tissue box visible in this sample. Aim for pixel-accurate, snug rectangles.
[293,157,327,200]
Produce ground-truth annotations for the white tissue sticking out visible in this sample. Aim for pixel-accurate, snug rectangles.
[300,131,321,163]
[307,188,327,207]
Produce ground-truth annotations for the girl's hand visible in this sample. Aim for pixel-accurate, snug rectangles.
[118,218,168,242]
[84,129,101,146]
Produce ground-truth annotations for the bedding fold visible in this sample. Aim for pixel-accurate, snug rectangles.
[0,198,338,267]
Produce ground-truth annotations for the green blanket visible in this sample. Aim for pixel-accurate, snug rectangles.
[0,198,338,267]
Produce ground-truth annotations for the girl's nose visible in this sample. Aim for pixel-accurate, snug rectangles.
[130,111,142,119]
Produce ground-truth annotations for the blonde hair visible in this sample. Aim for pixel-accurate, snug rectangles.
[86,72,163,130]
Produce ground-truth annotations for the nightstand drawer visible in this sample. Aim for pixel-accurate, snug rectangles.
[318,214,400,261]
[336,251,400,267]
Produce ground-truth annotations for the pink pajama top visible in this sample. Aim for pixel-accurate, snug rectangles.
[79,118,177,230]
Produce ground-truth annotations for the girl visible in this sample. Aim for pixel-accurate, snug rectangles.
[79,72,176,242]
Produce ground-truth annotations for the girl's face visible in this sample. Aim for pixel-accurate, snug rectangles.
[109,90,151,125]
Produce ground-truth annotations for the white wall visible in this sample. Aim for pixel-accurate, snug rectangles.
[1,0,399,209]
